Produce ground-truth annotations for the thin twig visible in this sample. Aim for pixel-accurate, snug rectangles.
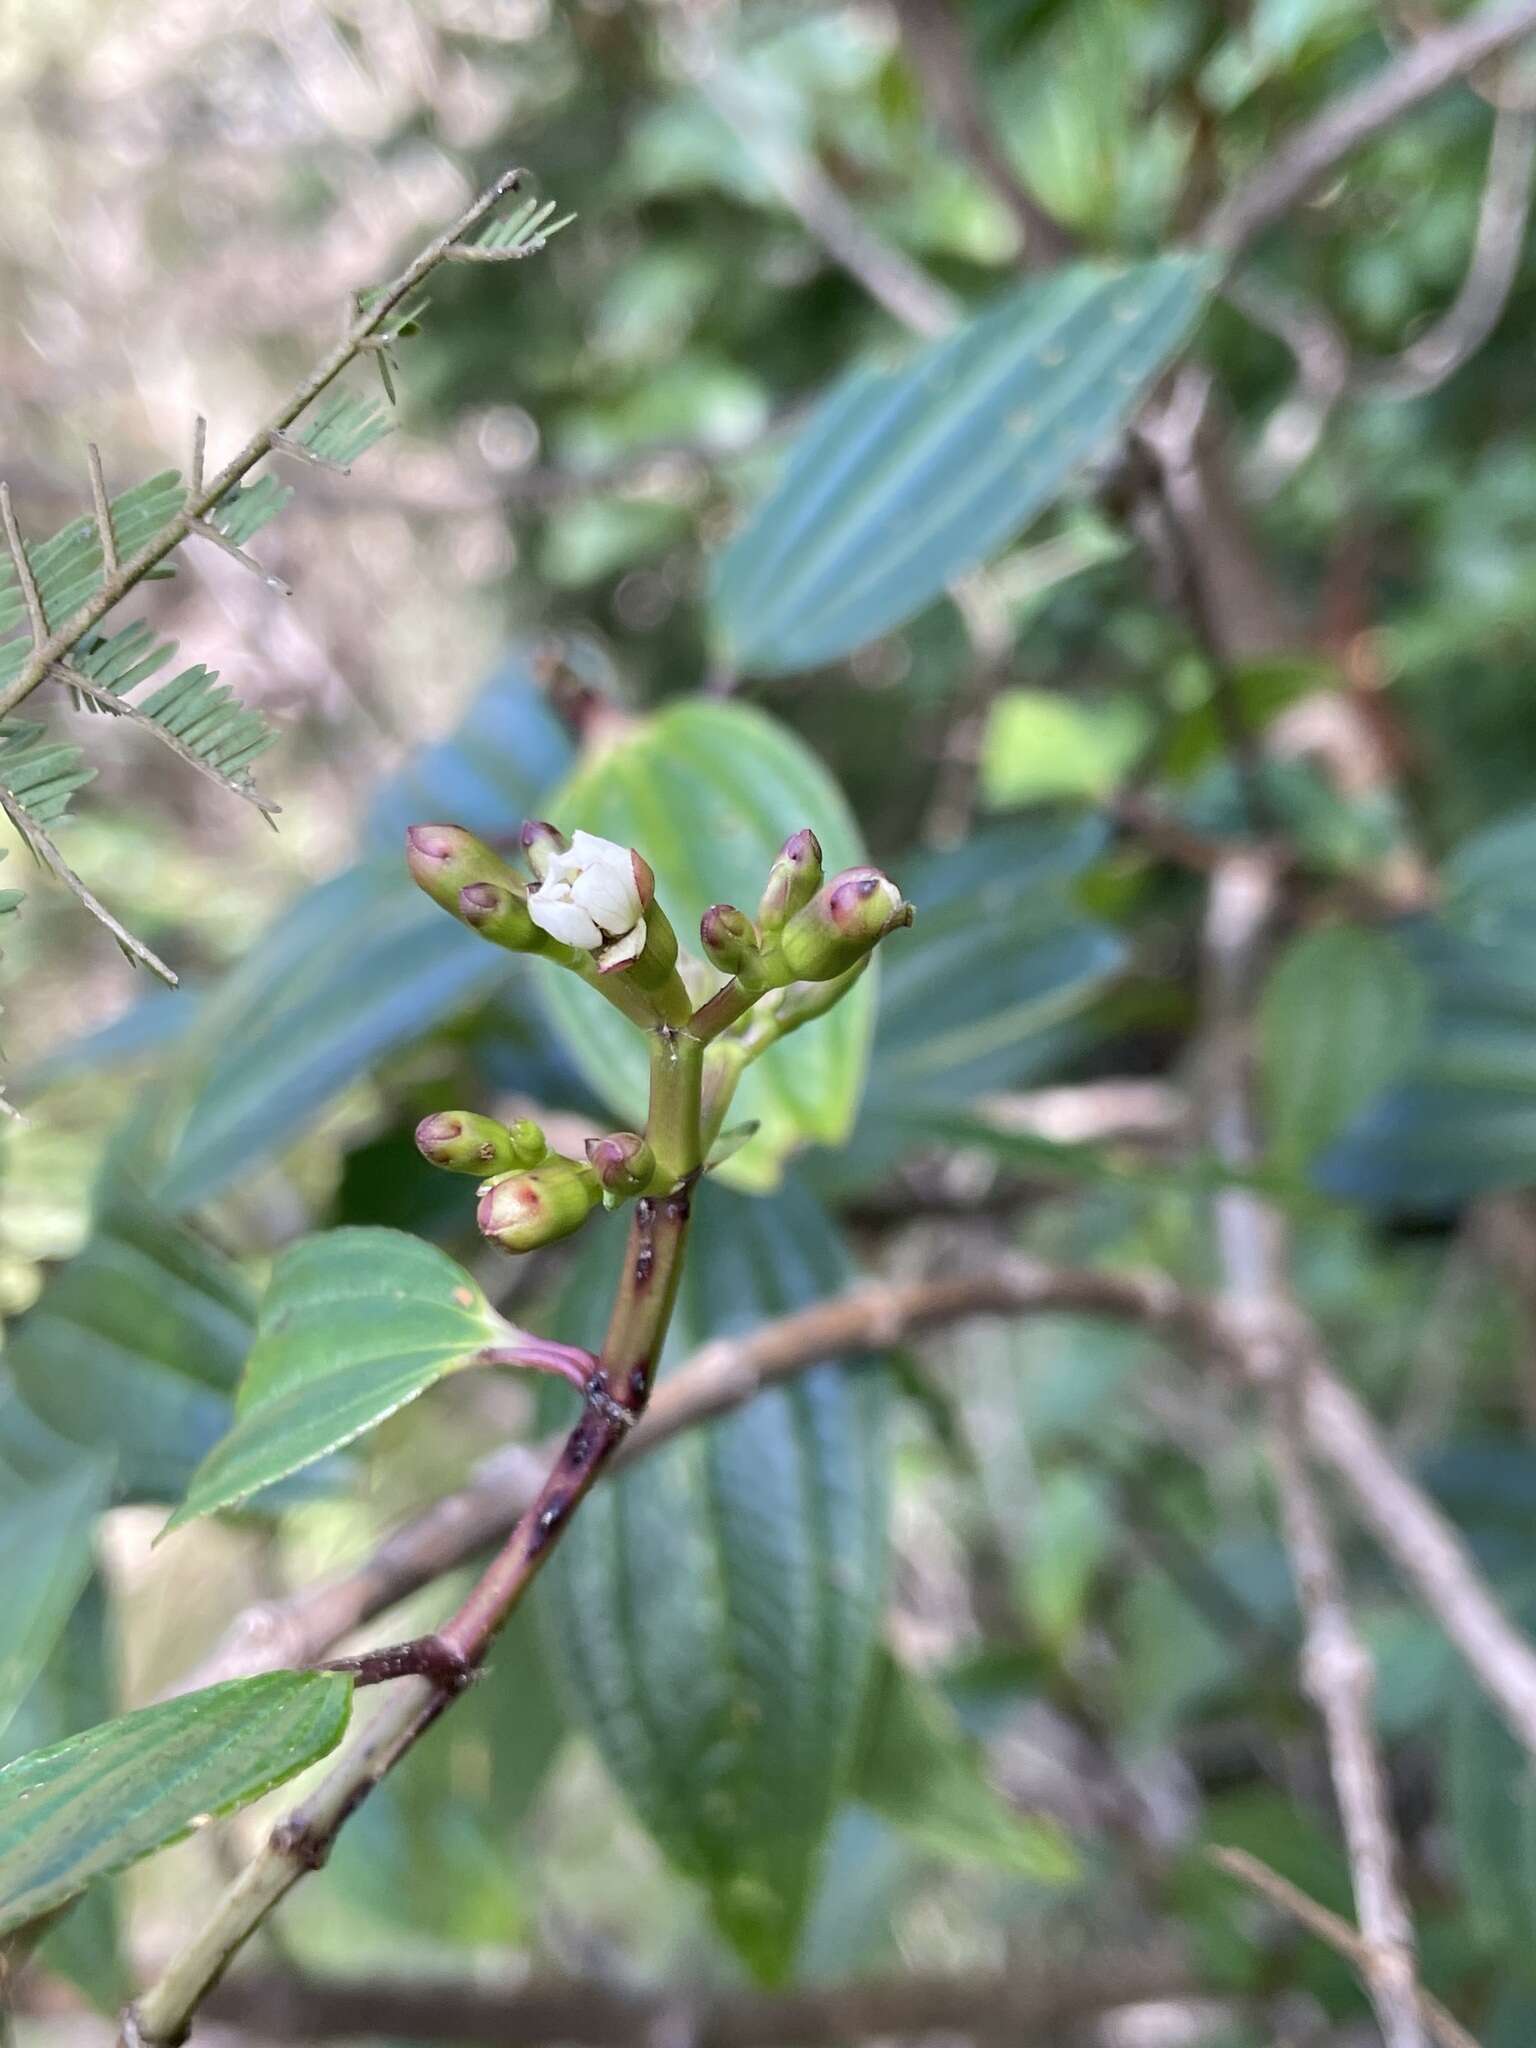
[188,417,207,501]
[268,430,351,476]
[1202,0,1536,259]
[1209,1847,1481,2048]
[188,1944,1201,2048]
[1234,91,1536,492]
[0,486,47,650]
[1199,853,1426,2048]
[0,166,531,722]
[1357,93,1536,397]
[125,1125,699,2042]
[0,789,177,986]
[167,1244,1536,1791]
[887,0,1079,267]
[668,21,959,337]
[186,518,294,595]
[85,445,117,576]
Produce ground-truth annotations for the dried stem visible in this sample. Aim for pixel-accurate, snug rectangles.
[1210,1847,1480,2048]
[0,486,47,652]
[85,446,117,575]
[0,789,177,987]
[191,1942,1201,2047]
[1201,0,1536,259]
[1199,854,1427,2048]
[0,166,532,723]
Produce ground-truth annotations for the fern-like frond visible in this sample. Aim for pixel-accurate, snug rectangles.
[211,475,294,549]
[459,196,575,260]
[53,620,279,814]
[0,722,95,828]
[0,473,185,692]
[292,393,394,473]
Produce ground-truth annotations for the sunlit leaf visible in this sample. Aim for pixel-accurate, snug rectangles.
[711,257,1211,675]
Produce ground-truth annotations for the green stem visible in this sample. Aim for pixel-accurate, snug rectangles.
[645,1027,704,1186]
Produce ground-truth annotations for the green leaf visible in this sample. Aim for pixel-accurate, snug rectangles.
[0,1672,352,1937]
[541,1179,890,1982]
[0,471,185,688]
[980,689,1150,806]
[1259,925,1428,1169]
[0,1457,113,1745]
[711,256,1211,675]
[541,700,874,1191]
[6,1184,257,1502]
[852,1651,1076,1882]
[0,720,95,828]
[298,392,393,471]
[166,1228,506,1532]
[1,1577,126,2010]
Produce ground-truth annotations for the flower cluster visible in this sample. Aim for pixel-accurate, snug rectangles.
[405,815,911,1256]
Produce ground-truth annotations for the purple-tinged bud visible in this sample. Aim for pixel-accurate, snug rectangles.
[406,823,518,918]
[780,866,912,982]
[584,1131,655,1200]
[519,819,568,883]
[700,904,759,978]
[630,848,656,912]
[476,1156,599,1254]
[459,880,548,954]
[758,828,824,934]
[415,1110,544,1176]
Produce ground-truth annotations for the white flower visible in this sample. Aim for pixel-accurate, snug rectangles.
[527,830,646,963]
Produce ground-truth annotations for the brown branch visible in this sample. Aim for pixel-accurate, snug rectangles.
[1198,853,1426,2048]
[887,0,1079,267]
[1356,92,1536,398]
[185,1945,1203,2048]
[1209,1848,1481,2048]
[667,21,959,338]
[1202,0,1536,259]
[171,1241,1536,1788]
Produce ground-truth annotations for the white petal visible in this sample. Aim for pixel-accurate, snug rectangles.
[570,829,631,867]
[542,845,585,889]
[573,864,641,937]
[528,896,602,948]
[596,918,648,973]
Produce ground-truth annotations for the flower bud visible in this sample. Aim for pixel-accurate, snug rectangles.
[584,1131,655,1200]
[477,1156,599,1254]
[779,866,912,982]
[520,819,568,883]
[700,904,759,978]
[459,880,550,954]
[757,829,823,933]
[406,824,518,917]
[415,1111,545,1176]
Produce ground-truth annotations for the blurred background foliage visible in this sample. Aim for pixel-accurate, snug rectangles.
[8,1,1536,2043]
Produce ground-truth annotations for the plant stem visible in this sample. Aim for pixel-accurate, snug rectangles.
[122,1023,705,2048]
[645,1026,704,1186]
